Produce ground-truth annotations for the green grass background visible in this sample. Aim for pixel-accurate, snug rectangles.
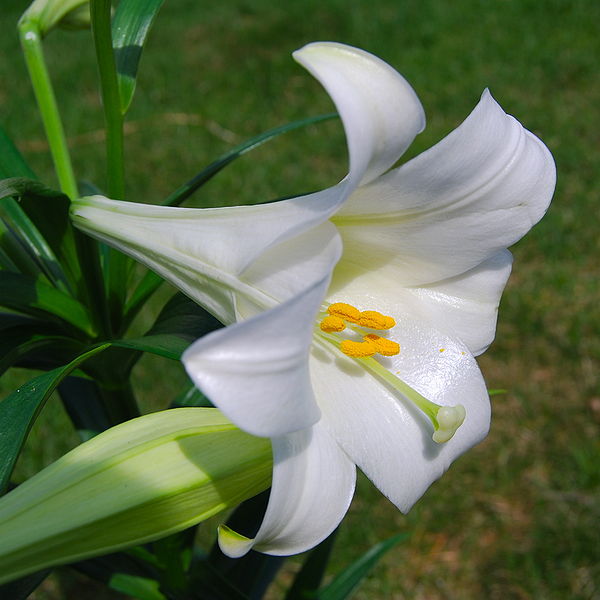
[1,0,599,598]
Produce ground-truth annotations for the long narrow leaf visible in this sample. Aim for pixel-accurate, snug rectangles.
[58,377,113,440]
[0,569,50,600]
[0,324,209,497]
[205,491,283,600]
[109,574,166,600]
[1,178,80,293]
[1,197,70,293]
[111,333,191,361]
[0,271,94,337]
[317,534,408,600]
[285,531,339,600]
[123,269,163,323]
[0,126,36,179]
[112,0,165,114]
[162,113,337,207]
[0,334,85,376]
[171,384,212,409]
[0,343,110,494]
[148,292,222,340]
[0,217,46,280]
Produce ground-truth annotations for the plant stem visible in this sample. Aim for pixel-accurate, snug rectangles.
[18,21,78,199]
[90,0,129,332]
[90,0,125,200]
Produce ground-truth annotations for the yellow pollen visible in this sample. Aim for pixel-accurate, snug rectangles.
[364,334,400,356]
[340,339,378,358]
[327,302,361,323]
[439,348,445,353]
[357,310,396,330]
[319,315,346,333]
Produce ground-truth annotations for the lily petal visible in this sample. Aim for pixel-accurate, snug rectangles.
[294,42,425,187]
[333,90,556,285]
[237,222,341,318]
[218,421,356,557]
[311,311,490,513]
[329,250,513,356]
[182,270,337,438]
[72,190,344,322]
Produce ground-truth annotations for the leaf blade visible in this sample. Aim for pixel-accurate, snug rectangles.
[112,0,166,114]
[317,534,408,600]
[0,271,94,337]
[0,126,36,180]
[0,343,110,494]
[162,113,337,207]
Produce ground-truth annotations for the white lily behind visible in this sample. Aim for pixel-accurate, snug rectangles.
[71,42,555,557]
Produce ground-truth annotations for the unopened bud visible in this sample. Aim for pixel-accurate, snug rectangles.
[0,408,272,585]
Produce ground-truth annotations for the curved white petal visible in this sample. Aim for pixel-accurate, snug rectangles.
[237,222,341,318]
[333,90,556,285]
[312,312,490,513]
[294,42,425,187]
[72,190,344,322]
[182,271,336,438]
[329,250,513,356]
[219,421,356,557]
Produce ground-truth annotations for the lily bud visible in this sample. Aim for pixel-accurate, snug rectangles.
[19,0,90,37]
[0,408,272,585]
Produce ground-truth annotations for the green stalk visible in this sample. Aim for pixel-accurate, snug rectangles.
[90,0,124,200]
[18,20,78,199]
[18,17,112,339]
[90,0,128,332]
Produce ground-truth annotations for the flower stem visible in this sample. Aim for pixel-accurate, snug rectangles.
[90,0,128,331]
[18,20,78,199]
[90,0,124,200]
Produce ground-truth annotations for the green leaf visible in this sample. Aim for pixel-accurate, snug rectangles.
[58,376,112,440]
[0,215,47,280]
[317,534,408,600]
[115,293,223,361]
[112,0,165,114]
[1,177,81,294]
[171,384,212,408]
[111,333,191,361]
[0,569,50,600]
[148,292,222,340]
[109,573,166,600]
[0,343,110,494]
[0,126,36,180]
[0,333,84,377]
[206,491,283,600]
[285,530,338,600]
[123,269,163,325]
[162,113,338,207]
[488,389,508,396]
[0,271,94,337]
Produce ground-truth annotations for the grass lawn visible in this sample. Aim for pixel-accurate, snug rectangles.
[1,0,599,598]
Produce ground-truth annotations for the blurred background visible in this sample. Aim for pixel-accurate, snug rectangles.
[1,0,599,598]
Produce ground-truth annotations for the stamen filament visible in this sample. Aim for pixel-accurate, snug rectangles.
[315,330,465,443]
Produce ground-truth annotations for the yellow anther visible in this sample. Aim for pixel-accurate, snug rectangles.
[340,339,378,358]
[363,334,400,356]
[357,310,396,330]
[327,302,361,323]
[320,315,346,333]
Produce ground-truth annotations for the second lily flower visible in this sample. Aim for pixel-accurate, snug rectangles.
[71,42,555,557]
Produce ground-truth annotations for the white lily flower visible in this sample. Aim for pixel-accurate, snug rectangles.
[71,42,555,557]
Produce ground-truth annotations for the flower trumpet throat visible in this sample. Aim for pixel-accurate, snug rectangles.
[318,302,465,443]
